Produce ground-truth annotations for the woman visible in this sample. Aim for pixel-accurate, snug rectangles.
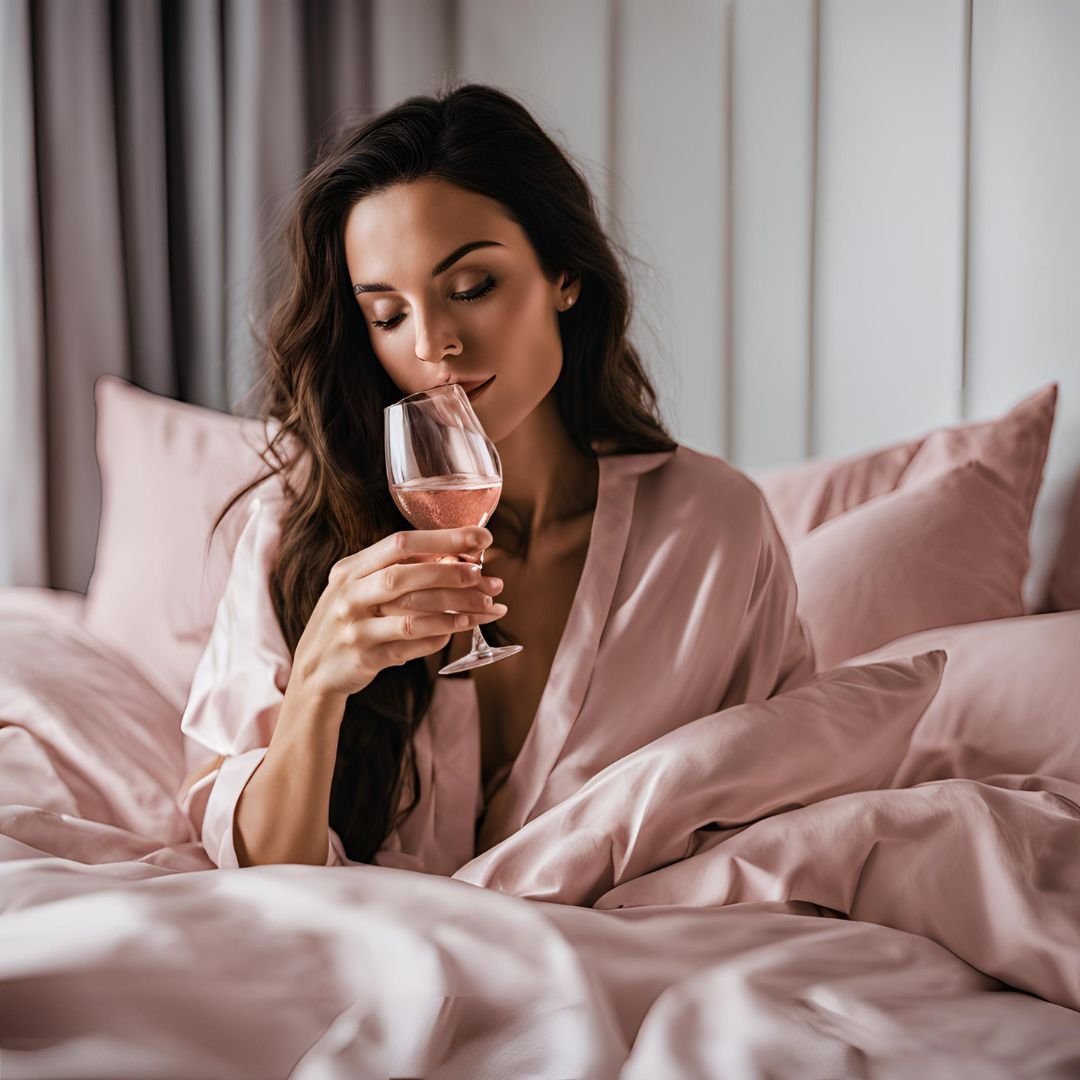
[179,83,815,872]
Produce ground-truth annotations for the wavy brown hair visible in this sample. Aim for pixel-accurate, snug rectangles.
[213,82,677,863]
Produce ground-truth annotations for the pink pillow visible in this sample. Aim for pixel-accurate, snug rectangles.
[83,376,277,712]
[1047,470,1080,612]
[843,611,1080,787]
[791,460,1028,669]
[757,383,1057,548]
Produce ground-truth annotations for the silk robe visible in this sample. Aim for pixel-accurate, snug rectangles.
[179,443,816,872]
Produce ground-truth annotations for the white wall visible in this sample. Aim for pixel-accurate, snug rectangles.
[3,1,1077,600]
[457,0,1080,609]
[966,0,1080,610]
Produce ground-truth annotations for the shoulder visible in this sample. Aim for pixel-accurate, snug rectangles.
[643,443,769,524]
[217,431,308,529]
[206,449,304,589]
[614,444,774,573]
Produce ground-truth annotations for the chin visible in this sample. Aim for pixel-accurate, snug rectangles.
[484,406,541,448]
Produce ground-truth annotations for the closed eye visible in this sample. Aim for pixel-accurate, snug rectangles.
[370,275,498,332]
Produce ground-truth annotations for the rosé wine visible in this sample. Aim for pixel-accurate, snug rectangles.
[391,473,502,531]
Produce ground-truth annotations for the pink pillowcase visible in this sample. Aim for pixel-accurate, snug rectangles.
[791,460,1029,669]
[843,610,1080,787]
[83,376,276,712]
[756,383,1057,548]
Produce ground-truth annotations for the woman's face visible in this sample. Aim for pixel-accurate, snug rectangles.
[343,177,576,444]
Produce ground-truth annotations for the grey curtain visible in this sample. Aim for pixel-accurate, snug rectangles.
[1,0,454,593]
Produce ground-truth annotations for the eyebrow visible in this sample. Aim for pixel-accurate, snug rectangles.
[352,240,505,295]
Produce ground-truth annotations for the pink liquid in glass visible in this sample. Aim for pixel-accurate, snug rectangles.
[391,474,502,531]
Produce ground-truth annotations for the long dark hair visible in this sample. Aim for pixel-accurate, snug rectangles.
[213,82,676,863]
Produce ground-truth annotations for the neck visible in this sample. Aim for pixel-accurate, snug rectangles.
[489,392,598,555]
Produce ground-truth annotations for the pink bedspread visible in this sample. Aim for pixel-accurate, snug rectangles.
[2,588,1080,1078]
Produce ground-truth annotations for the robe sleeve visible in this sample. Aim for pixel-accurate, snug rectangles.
[177,488,425,870]
[716,483,817,709]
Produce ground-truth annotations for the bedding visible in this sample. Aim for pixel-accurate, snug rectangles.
[791,459,1030,667]
[2,589,1080,1077]
[753,382,1058,609]
[3,378,1080,1077]
[453,651,950,905]
[754,382,1056,546]
[843,609,1080,787]
[83,375,277,713]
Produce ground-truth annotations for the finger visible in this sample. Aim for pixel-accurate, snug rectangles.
[377,631,454,668]
[329,527,492,585]
[381,587,506,617]
[336,562,487,627]
[362,558,488,615]
[367,610,499,652]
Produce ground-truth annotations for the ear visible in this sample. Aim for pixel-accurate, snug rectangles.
[556,270,581,308]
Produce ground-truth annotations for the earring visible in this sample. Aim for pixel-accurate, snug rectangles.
[565,295,576,309]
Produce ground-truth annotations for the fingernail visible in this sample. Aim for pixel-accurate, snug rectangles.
[482,577,503,593]
[455,614,470,628]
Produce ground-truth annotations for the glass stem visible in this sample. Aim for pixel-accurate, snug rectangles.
[472,546,493,655]
[471,625,492,656]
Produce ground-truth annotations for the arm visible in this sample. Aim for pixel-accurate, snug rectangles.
[232,681,347,867]
[180,485,482,872]
[717,484,817,709]
[179,489,356,869]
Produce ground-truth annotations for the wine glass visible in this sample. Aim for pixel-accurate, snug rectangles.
[383,382,523,674]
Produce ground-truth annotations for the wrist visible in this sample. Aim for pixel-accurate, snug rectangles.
[290,646,349,704]
[282,669,349,730]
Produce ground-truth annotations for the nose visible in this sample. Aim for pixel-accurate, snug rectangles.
[413,306,463,365]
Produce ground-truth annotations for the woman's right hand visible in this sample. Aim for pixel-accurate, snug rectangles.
[291,527,507,701]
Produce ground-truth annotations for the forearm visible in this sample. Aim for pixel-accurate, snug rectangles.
[233,679,347,867]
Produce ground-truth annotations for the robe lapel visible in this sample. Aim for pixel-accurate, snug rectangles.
[473,447,677,854]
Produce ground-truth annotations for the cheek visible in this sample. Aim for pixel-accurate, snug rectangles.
[371,340,420,393]
[488,277,561,358]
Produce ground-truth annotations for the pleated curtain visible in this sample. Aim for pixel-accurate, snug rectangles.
[0,0,454,592]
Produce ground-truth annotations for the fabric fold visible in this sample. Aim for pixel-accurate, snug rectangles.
[453,651,947,905]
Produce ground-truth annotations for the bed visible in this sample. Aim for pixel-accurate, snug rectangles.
[1,375,1078,1078]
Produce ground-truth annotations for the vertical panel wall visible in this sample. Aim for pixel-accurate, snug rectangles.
[457,0,612,200]
[613,0,730,455]
[372,0,455,112]
[966,0,1080,608]
[730,0,817,468]
[812,0,968,458]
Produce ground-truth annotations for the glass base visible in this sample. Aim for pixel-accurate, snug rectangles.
[438,643,523,675]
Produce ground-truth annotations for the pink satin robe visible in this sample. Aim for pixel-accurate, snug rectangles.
[178,443,816,873]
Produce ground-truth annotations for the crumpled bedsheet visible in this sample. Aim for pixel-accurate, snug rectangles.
[2,593,1079,1079]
